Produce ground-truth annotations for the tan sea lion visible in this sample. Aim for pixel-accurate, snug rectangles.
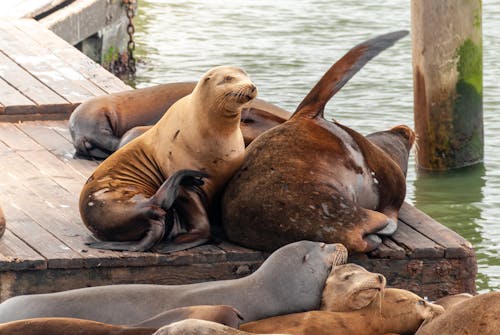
[241,288,444,335]
[69,82,289,159]
[0,241,348,324]
[69,82,196,159]
[222,30,411,253]
[0,318,155,335]
[416,292,500,335]
[80,66,257,252]
[153,319,290,335]
[320,263,386,312]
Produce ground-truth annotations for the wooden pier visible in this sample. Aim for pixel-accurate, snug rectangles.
[0,19,477,301]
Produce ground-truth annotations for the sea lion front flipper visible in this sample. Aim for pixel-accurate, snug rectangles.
[353,207,396,251]
[153,237,210,253]
[292,30,409,120]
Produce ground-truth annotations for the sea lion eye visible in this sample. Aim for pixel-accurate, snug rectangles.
[224,75,234,82]
[418,300,426,306]
[342,274,352,281]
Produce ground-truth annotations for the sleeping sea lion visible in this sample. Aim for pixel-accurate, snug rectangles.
[0,241,348,325]
[241,288,444,335]
[80,65,257,253]
[222,30,411,253]
[153,319,290,335]
[416,292,500,335]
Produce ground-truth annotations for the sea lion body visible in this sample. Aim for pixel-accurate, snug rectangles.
[416,292,500,335]
[80,66,256,252]
[133,305,242,328]
[222,31,411,253]
[153,319,291,335]
[241,288,444,335]
[0,318,155,335]
[70,81,290,159]
[432,293,473,310]
[69,82,195,159]
[0,241,347,325]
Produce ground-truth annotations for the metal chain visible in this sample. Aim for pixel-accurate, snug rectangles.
[124,0,137,74]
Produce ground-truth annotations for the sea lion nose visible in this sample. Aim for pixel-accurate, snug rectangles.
[377,274,384,283]
[249,84,256,93]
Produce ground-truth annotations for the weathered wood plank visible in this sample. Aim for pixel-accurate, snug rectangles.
[216,241,268,262]
[369,236,406,259]
[391,221,445,259]
[13,19,131,94]
[0,197,83,269]
[0,77,37,115]
[16,121,99,178]
[0,50,71,113]
[0,122,43,151]
[0,229,46,271]
[1,0,67,19]
[0,20,106,104]
[399,202,474,258]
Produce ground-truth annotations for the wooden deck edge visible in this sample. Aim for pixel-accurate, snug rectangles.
[0,260,265,302]
[0,111,72,122]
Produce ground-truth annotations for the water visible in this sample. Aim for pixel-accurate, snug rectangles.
[131,0,500,291]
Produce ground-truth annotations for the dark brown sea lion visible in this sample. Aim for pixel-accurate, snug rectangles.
[222,30,410,253]
[0,241,348,325]
[0,318,155,335]
[69,82,289,159]
[241,288,444,335]
[80,66,257,252]
[416,292,500,335]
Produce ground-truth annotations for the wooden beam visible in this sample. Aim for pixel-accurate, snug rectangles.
[412,0,483,170]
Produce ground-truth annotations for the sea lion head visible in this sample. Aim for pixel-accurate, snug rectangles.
[69,102,119,159]
[382,288,445,334]
[194,66,257,120]
[321,263,386,311]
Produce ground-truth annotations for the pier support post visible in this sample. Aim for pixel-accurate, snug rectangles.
[411,0,483,170]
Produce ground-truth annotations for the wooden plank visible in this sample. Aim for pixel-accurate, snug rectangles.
[0,112,72,122]
[13,19,131,94]
[369,237,406,259]
[0,122,43,151]
[0,77,37,115]
[399,202,474,258]
[391,221,444,259]
[0,50,71,113]
[0,230,46,271]
[0,197,83,269]
[16,121,99,178]
[0,20,106,104]
[216,241,268,262]
[1,0,67,19]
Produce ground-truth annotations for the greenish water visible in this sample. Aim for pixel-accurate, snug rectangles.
[131,0,500,292]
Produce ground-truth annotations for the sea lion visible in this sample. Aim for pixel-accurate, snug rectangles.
[0,205,5,238]
[133,305,242,328]
[222,30,411,253]
[240,288,444,335]
[153,319,291,335]
[432,293,473,310]
[0,318,155,335]
[0,305,242,335]
[0,241,348,324]
[416,292,500,335]
[69,82,196,159]
[69,82,290,159]
[80,65,257,253]
[320,263,386,312]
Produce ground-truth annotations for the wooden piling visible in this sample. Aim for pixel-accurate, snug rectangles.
[411,0,483,170]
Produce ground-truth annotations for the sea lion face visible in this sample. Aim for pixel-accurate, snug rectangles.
[197,66,258,118]
[321,263,386,312]
[382,288,444,334]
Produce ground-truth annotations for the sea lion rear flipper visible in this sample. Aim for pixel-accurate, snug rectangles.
[150,169,209,210]
[86,217,165,252]
[292,30,409,120]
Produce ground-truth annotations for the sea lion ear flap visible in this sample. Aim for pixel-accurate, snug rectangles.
[291,30,409,121]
